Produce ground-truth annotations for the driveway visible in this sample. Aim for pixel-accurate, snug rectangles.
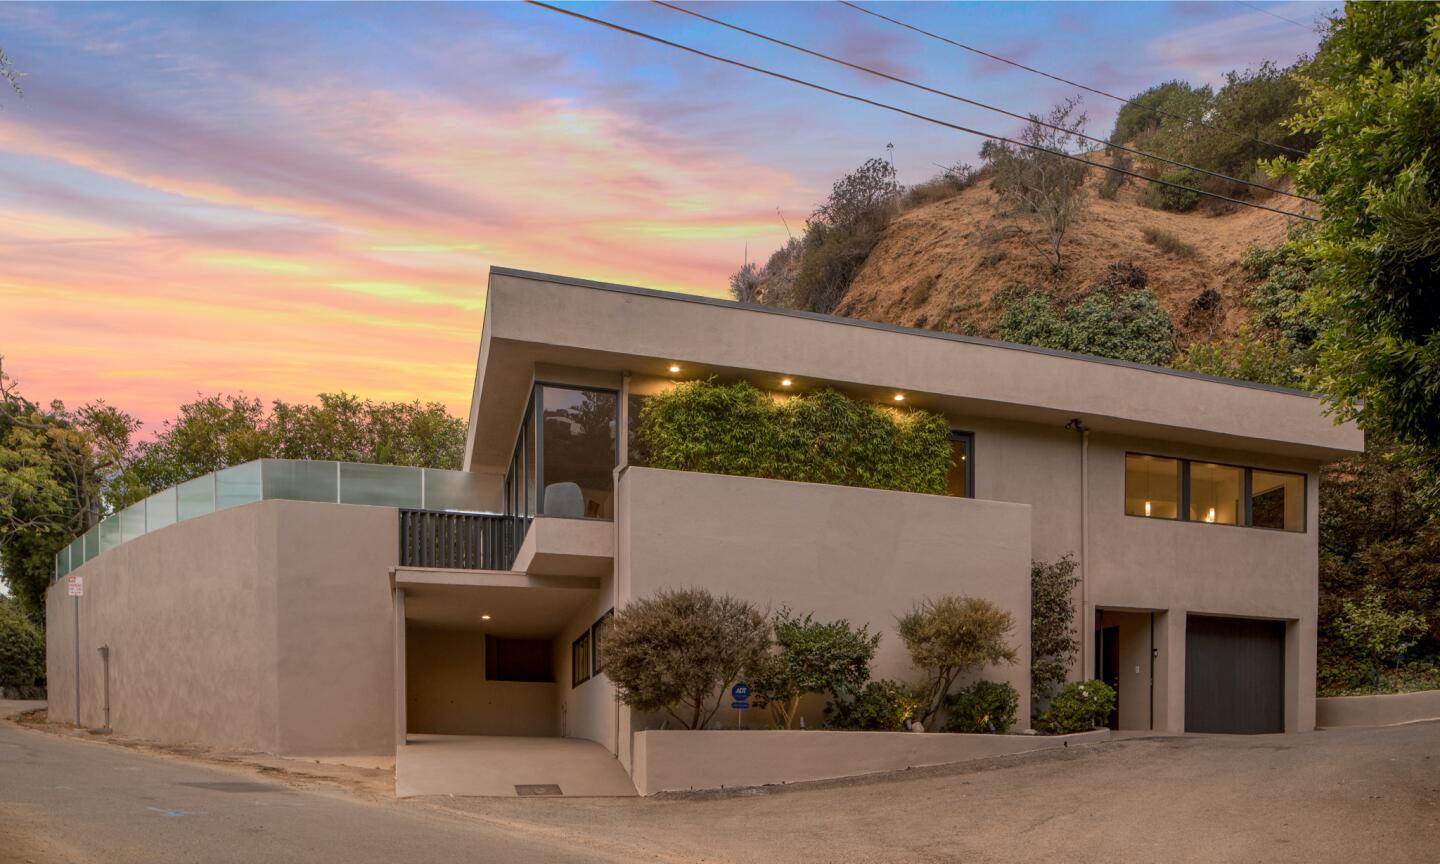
[4,701,1438,864]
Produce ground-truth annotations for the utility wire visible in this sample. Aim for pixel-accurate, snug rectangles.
[1236,1,1314,31]
[654,0,1314,203]
[525,1,1317,222]
[839,0,1310,158]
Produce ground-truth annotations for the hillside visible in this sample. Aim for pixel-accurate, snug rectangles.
[793,173,1308,351]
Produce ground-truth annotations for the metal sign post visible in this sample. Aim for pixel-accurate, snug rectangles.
[68,575,83,726]
[730,682,750,730]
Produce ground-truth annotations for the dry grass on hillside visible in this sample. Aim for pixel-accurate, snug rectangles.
[830,172,1310,347]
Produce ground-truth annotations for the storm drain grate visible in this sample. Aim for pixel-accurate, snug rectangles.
[179,782,286,793]
[514,784,563,797]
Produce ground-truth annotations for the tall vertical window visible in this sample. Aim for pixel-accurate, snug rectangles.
[539,385,617,519]
[946,431,974,498]
[1125,454,1179,519]
[1188,462,1242,525]
[1250,470,1305,531]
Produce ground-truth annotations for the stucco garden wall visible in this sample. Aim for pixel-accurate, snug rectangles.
[46,499,397,756]
[1316,690,1440,728]
[615,466,1033,760]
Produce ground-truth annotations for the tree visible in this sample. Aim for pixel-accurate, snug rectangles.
[602,588,771,729]
[0,358,138,622]
[1030,556,1080,714]
[791,156,901,314]
[896,595,1017,730]
[729,262,761,304]
[0,596,44,693]
[751,608,880,729]
[1336,588,1427,691]
[982,96,1092,271]
[1277,3,1440,495]
[0,46,21,103]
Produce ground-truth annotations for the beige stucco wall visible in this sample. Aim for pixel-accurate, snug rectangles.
[630,728,1110,796]
[615,466,1033,753]
[555,569,618,752]
[406,628,558,736]
[45,499,397,756]
[1316,690,1440,728]
[1096,610,1154,730]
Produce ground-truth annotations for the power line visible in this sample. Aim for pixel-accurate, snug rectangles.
[654,0,1314,204]
[1236,1,1314,31]
[524,1,1317,222]
[839,0,1310,159]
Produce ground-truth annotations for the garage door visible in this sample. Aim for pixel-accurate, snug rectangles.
[1185,615,1284,734]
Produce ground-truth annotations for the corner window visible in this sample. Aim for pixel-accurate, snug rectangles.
[947,431,974,498]
[1125,454,1179,519]
[540,386,617,518]
[1250,470,1305,532]
[571,630,592,688]
[1188,462,1242,525]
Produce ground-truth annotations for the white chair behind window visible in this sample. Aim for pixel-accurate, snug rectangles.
[544,482,584,518]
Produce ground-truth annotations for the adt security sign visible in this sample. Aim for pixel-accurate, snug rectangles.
[730,682,750,709]
[67,574,84,597]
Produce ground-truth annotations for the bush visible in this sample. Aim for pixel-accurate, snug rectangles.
[603,588,770,729]
[1031,556,1079,714]
[1141,226,1198,258]
[790,157,901,313]
[636,379,953,495]
[993,265,1176,366]
[941,680,1019,733]
[728,262,761,304]
[752,608,880,729]
[1139,169,1204,212]
[0,597,44,691]
[827,679,926,731]
[901,163,978,210]
[1336,588,1427,692]
[897,596,1018,730]
[1041,680,1115,733]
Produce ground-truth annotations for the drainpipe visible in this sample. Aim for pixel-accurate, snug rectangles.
[97,644,111,732]
[613,372,629,758]
[1066,418,1090,679]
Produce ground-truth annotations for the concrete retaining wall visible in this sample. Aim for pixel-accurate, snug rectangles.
[1316,690,1440,728]
[630,728,1111,796]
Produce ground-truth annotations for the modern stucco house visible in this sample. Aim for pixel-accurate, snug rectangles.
[46,266,1364,793]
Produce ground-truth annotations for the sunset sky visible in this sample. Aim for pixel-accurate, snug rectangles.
[0,1,1331,431]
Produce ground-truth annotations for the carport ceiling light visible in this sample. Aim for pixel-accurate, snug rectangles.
[481,614,492,620]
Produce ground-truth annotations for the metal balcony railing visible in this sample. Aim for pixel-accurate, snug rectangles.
[398,510,528,571]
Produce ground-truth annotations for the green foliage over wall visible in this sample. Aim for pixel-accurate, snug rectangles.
[826,679,926,731]
[1030,556,1080,714]
[941,680,1019,734]
[0,596,44,693]
[752,608,880,729]
[635,379,953,495]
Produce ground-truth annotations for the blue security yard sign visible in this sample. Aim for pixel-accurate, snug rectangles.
[731,682,750,728]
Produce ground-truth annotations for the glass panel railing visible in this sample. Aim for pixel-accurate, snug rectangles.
[261,459,337,503]
[215,462,262,511]
[146,487,178,532]
[55,459,497,579]
[341,462,422,508]
[177,474,216,521]
[423,467,492,512]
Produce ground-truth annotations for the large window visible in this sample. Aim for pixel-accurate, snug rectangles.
[504,383,618,521]
[1188,462,1242,525]
[946,431,974,498]
[1125,452,1305,532]
[1125,454,1180,519]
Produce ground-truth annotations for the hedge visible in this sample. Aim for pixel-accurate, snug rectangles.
[635,379,952,494]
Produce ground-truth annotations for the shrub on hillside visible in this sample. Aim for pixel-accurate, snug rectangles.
[603,588,770,729]
[635,379,953,494]
[1040,680,1115,734]
[1139,169,1204,212]
[993,264,1176,366]
[1141,226,1198,258]
[898,595,1017,730]
[827,679,926,731]
[941,680,1019,734]
[752,608,880,729]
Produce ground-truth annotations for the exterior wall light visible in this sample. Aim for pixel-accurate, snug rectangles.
[1144,500,1152,517]
[481,614,492,620]
[668,364,681,373]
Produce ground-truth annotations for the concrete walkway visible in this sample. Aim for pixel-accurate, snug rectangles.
[396,734,637,798]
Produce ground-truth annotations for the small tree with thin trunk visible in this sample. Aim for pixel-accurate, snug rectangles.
[981,95,1092,272]
[751,607,880,729]
[898,595,1018,730]
[602,588,770,730]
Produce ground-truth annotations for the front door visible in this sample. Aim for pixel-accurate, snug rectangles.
[1098,626,1121,730]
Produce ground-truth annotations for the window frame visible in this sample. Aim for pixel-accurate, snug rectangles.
[571,629,592,688]
[590,608,614,677]
[503,381,621,521]
[1124,451,1306,533]
[947,430,975,499]
[1124,452,1183,520]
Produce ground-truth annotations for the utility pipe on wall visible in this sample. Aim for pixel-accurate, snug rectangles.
[97,644,111,732]
[1066,418,1091,679]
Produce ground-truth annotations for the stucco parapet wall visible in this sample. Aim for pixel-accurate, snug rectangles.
[630,728,1111,796]
[467,269,1363,472]
[511,516,614,578]
[1316,690,1440,728]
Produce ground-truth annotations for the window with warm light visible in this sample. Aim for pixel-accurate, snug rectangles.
[946,431,974,498]
[1125,454,1180,519]
[1188,462,1242,525]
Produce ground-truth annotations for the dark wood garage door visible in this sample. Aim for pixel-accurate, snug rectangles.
[1185,614,1285,734]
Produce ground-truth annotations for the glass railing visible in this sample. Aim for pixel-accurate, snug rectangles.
[54,459,495,581]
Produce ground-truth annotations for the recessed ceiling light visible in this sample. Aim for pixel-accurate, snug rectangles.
[781,378,793,387]
[668,364,681,373]
[481,614,492,620]
[893,393,905,402]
